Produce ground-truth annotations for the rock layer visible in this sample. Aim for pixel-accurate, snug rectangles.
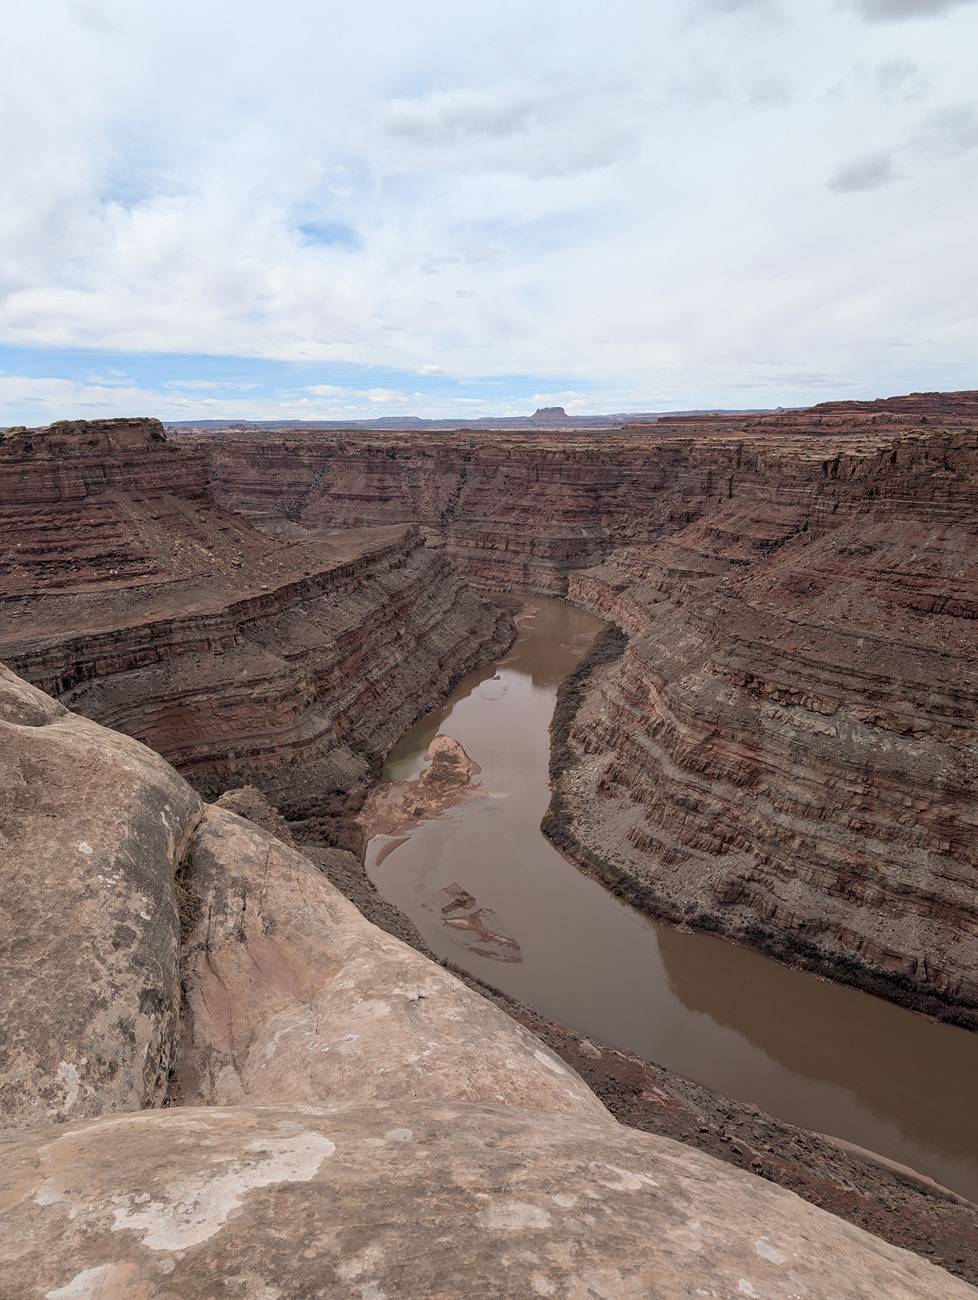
[0,420,512,837]
[4,401,978,1018]
[177,394,978,1023]
[553,495,978,1026]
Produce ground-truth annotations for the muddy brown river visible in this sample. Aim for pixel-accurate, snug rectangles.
[366,597,978,1201]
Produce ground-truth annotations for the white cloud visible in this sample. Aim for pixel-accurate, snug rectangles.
[848,0,977,19]
[691,0,783,20]
[914,102,978,155]
[873,57,926,99]
[365,388,410,404]
[828,150,899,190]
[0,0,976,413]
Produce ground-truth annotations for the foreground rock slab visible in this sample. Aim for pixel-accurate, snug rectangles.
[175,803,604,1119]
[2,663,975,1295]
[3,1101,973,1300]
[0,666,201,1127]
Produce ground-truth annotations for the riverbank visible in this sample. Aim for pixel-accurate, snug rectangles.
[546,615,978,1030]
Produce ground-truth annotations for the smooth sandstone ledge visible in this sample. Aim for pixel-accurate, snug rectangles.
[0,665,202,1127]
[1,1101,973,1300]
[173,804,607,1120]
[0,660,603,1130]
[2,663,975,1297]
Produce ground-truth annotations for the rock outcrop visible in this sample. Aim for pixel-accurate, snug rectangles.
[0,665,200,1127]
[174,802,605,1118]
[0,669,972,1298]
[0,674,595,1131]
[5,1101,974,1300]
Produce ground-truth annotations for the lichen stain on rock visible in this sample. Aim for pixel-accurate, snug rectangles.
[755,1236,787,1264]
[109,1131,336,1251]
[45,1263,143,1300]
[599,1163,659,1192]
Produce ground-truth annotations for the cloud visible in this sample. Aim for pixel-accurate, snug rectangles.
[874,58,926,100]
[914,102,978,155]
[748,76,792,106]
[379,80,637,178]
[0,0,975,417]
[847,0,977,19]
[828,150,899,191]
[383,86,549,143]
[691,0,782,18]
[365,387,410,404]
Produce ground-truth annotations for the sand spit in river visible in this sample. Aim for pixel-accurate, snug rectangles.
[358,734,484,837]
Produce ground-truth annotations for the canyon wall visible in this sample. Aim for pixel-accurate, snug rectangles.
[194,390,978,591]
[3,400,977,1026]
[0,420,512,836]
[551,427,978,1028]
[0,665,969,1299]
[184,395,978,1024]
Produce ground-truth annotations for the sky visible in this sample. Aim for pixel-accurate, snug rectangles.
[1,0,976,425]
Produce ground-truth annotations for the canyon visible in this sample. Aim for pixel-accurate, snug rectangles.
[361,599,978,1205]
[1,397,977,1291]
[178,392,978,1028]
[0,662,972,1298]
[0,418,512,836]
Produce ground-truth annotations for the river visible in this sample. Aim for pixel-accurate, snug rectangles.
[365,597,978,1201]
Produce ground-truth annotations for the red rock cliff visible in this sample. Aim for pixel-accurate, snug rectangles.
[181,394,978,1022]
[0,421,512,835]
[5,398,978,1023]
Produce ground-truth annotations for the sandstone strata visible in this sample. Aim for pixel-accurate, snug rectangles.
[7,400,977,1019]
[554,449,978,1026]
[4,406,978,1021]
[0,419,512,838]
[0,673,972,1298]
[180,394,978,1025]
